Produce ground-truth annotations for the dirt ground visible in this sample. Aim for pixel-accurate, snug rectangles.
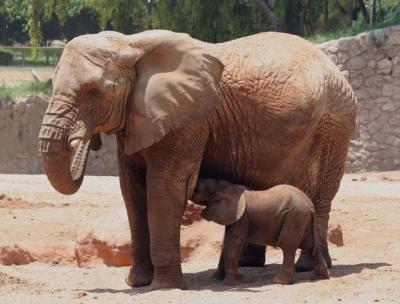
[0,172,399,303]
[0,67,54,86]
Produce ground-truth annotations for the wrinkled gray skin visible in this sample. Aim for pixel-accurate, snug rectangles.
[193,179,330,285]
[38,30,356,290]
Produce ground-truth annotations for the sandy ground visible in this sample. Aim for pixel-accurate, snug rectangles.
[0,172,399,303]
[0,67,54,86]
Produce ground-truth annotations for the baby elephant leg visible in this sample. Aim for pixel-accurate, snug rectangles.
[213,249,225,281]
[310,248,330,281]
[273,246,296,285]
[222,233,245,285]
[273,218,305,284]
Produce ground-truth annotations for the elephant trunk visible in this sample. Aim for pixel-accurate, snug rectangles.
[38,97,91,195]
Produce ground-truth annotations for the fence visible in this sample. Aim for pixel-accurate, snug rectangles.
[0,47,63,66]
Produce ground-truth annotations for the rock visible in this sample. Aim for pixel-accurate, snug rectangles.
[382,85,394,97]
[327,45,338,54]
[347,57,364,70]
[369,29,386,46]
[328,224,344,247]
[377,59,392,74]
[337,37,352,51]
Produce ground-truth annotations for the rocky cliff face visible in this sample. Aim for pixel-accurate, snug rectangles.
[318,25,400,172]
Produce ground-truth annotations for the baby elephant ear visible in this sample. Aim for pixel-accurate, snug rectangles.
[203,192,246,226]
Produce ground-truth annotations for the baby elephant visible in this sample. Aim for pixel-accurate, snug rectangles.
[192,179,330,285]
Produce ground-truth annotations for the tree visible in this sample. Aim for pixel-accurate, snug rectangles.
[86,0,148,33]
[254,0,280,30]
[28,0,41,47]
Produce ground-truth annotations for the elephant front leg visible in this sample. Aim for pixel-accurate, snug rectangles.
[144,124,207,290]
[146,174,188,290]
[117,141,153,287]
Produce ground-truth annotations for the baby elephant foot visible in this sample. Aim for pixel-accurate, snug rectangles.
[310,270,330,281]
[125,264,154,287]
[222,277,240,286]
[273,272,294,285]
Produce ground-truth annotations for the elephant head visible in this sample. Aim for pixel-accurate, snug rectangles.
[201,185,246,226]
[38,30,224,195]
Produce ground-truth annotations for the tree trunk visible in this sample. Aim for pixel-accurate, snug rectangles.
[370,0,377,24]
[255,0,280,31]
[324,0,329,29]
[358,0,370,23]
[345,0,353,25]
[284,0,304,36]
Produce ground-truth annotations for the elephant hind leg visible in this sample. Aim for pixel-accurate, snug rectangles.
[294,115,352,271]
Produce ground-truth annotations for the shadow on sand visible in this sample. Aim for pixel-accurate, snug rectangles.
[83,262,391,294]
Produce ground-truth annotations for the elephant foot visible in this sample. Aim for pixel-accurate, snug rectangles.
[149,278,187,290]
[125,264,154,287]
[295,251,332,272]
[149,265,187,290]
[273,272,294,285]
[239,244,266,267]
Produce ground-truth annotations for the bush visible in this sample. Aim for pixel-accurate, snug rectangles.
[0,50,14,65]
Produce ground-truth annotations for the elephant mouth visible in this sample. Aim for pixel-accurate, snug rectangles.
[201,209,213,221]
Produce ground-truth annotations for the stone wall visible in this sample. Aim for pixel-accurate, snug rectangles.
[1,25,400,175]
[318,25,400,172]
[0,95,118,175]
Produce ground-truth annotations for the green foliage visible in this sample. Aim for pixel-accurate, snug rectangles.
[0,80,52,99]
[86,0,148,33]
[0,0,400,47]
[0,49,14,65]
[379,0,400,24]
[0,0,30,44]
[152,0,268,42]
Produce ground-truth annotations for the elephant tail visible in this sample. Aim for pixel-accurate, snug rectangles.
[311,209,318,257]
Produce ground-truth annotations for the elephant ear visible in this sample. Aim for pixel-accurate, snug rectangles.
[203,189,246,226]
[125,32,224,155]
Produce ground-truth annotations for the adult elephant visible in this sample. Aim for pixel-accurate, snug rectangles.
[38,30,356,289]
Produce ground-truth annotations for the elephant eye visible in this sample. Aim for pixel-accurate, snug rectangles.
[87,88,100,98]
[104,79,118,91]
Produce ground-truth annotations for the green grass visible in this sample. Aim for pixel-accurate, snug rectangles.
[307,20,400,44]
[0,80,52,99]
